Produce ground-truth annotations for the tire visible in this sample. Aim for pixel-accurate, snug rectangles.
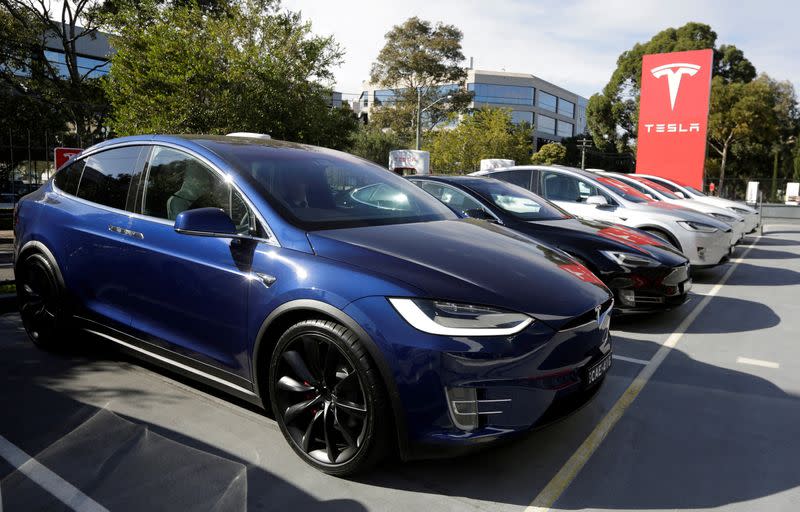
[16,252,70,350]
[642,228,680,250]
[268,319,391,476]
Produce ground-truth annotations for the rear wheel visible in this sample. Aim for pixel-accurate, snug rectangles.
[269,319,390,476]
[17,253,69,350]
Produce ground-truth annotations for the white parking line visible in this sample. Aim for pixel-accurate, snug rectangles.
[736,357,780,369]
[0,435,109,512]
[525,236,760,512]
[612,355,650,366]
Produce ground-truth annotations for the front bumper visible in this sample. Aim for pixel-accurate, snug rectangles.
[676,228,731,267]
[343,296,613,459]
[607,263,691,313]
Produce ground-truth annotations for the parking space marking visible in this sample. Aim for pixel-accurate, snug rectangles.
[736,357,780,369]
[612,354,650,366]
[0,435,109,512]
[525,237,760,512]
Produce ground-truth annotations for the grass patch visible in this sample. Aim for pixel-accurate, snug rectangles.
[0,283,15,294]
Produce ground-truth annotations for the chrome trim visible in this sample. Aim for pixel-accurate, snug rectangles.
[84,328,257,397]
[52,140,280,247]
[109,225,144,239]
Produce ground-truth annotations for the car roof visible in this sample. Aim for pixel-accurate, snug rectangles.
[479,164,598,180]
[407,174,506,189]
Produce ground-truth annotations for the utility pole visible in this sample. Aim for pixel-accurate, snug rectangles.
[415,88,422,151]
[578,137,592,170]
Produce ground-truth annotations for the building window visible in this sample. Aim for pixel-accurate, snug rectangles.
[558,98,575,118]
[511,111,534,125]
[359,91,368,108]
[557,120,573,138]
[538,114,556,135]
[44,50,110,79]
[374,89,399,106]
[538,91,557,112]
[468,83,534,106]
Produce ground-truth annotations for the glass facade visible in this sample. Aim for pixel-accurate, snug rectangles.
[511,111,534,125]
[468,83,534,106]
[557,98,575,118]
[44,50,110,79]
[538,91,557,112]
[557,120,573,138]
[374,89,399,106]
[538,114,556,135]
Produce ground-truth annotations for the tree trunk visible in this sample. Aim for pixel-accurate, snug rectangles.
[719,142,729,197]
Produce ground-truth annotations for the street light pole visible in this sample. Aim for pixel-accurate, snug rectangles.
[415,88,422,151]
[578,137,592,170]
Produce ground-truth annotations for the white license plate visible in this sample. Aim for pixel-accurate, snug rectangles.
[586,353,612,386]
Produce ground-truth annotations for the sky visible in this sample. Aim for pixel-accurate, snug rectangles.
[281,0,800,102]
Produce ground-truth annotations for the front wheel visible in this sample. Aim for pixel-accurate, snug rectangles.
[17,253,70,350]
[269,319,391,476]
[642,228,680,250]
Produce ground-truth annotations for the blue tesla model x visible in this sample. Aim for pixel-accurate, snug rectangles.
[14,135,612,475]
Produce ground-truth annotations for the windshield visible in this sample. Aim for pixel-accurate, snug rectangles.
[633,177,682,199]
[206,142,456,230]
[684,185,706,196]
[469,179,571,221]
[595,176,652,203]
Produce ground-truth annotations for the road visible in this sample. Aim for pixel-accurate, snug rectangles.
[1,224,799,511]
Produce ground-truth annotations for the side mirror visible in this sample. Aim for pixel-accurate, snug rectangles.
[645,193,655,200]
[675,191,686,198]
[462,208,497,222]
[174,207,238,237]
[586,195,609,206]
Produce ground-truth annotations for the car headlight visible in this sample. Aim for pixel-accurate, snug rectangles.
[388,298,533,336]
[677,221,718,233]
[708,212,737,223]
[600,251,661,268]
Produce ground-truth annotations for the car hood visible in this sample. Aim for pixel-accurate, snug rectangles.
[308,219,612,328]
[694,196,758,214]
[670,199,746,220]
[520,218,687,266]
[626,202,732,231]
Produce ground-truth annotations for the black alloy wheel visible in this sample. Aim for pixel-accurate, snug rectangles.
[269,319,389,476]
[17,253,67,349]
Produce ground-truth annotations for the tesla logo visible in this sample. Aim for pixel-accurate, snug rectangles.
[651,63,701,110]
[595,305,602,325]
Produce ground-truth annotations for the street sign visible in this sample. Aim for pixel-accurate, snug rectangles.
[54,147,83,170]
[636,49,713,189]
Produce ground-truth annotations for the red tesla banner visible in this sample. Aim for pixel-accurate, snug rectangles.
[54,147,83,170]
[635,49,713,189]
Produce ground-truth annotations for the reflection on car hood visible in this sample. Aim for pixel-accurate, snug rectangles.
[308,219,612,328]
[525,218,687,265]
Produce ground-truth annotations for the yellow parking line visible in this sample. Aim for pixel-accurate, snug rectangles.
[525,237,761,512]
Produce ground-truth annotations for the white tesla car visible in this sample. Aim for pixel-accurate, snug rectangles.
[472,165,734,268]
[594,171,746,244]
[636,174,760,234]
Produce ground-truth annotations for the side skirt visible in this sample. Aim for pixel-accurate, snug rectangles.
[74,316,264,407]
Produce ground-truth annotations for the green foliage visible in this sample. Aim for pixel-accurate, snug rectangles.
[424,109,531,174]
[793,138,800,182]
[531,143,567,165]
[102,0,356,147]
[0,1,108,141]
[0,283,15,295]
[588,22,756,151]
[348,126,405,167]
[368,16,472,142]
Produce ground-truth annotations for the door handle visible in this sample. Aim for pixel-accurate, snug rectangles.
[254,273,277,287]
[109,225,144,240]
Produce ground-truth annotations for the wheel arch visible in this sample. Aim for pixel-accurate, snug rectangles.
[16,240,66,289]
[636,225,683,251]
[251,299,410,459]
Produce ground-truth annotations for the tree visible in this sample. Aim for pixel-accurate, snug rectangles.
[424,109,531,174]
[348,125,405,167]
[531,143,567,165]
[587,22,756,152]
[707,75,778,193]
[0,0,110,144]
[793,139,800,182]
[368,17,473,144]
[102,0,356,147]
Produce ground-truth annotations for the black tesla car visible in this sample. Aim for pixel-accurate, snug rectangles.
[409,175,691,313]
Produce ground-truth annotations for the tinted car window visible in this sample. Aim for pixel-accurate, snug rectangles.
[595,176,650,203]
[53,159,85,196]
[143,147,253,233]
[492,170,532,190]
[75,147,145,210]
[416,182,485,214]
[468,180,570,221]
[541,171,613,204]
[204,142,455,230]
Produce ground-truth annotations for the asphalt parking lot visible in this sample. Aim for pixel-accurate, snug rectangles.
[2,224,800,512]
